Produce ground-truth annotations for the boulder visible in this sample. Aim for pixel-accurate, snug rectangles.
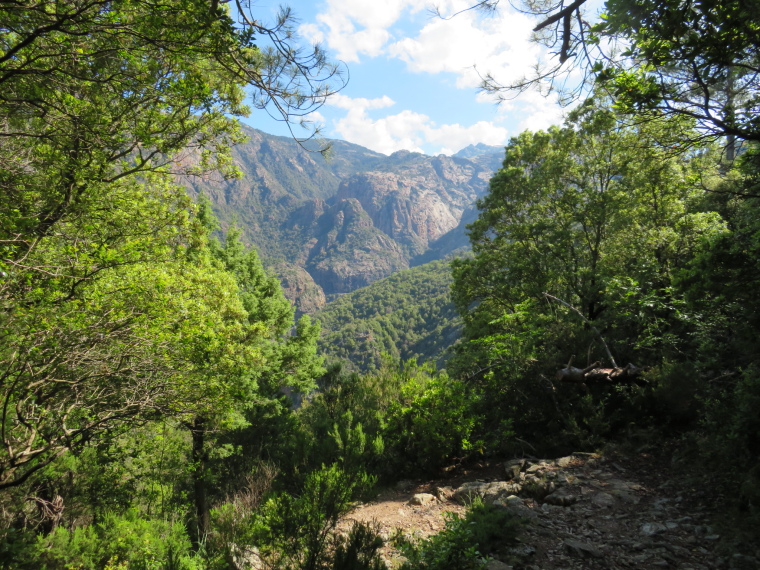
[563,538,603,559]
[453,481,522,505]
[408,493,437,506]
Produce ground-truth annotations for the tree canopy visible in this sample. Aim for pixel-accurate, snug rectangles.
[478,0,760,145]
[0,0,335,490]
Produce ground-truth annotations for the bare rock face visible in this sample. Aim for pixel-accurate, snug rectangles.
[272,262,327,316]
[336,172,457,255]
[303,199,408,295]
[183,128,505,308]
[335,154,492,257]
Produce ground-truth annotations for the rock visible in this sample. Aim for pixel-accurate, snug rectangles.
[503,494,524,507]
[640,522,669,536]
[521,476,555,500]
[272,262,327,315]
[505,459,526,480]
[591,492,616,508]
[408,493,436,506]
[555,456,575,468]
[453,481,521,505]
[485,560,513,570]
[544,488,578,506]
[563,538,603,558]
[511,544,537,557]
[494,495,539,520]
[306,198,409,294]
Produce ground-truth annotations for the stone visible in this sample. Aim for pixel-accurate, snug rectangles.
[640,522,669,536]
[563,538,603,558]
[544,488,579,506]
[503,494,525,507]
[511,544,537,557]
[485,560,513,570]
[555,455,575,468]
[591,492,616,508]
[521,476,555,500]
[453,481,521,505]
[494,495,539,520]
[408,493,436,506]
[504,459,525,480]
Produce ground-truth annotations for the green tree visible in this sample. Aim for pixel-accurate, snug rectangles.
[0,0,338,492]
[477,0,760,145]
[450,103,724,446]
[186,211,323,543]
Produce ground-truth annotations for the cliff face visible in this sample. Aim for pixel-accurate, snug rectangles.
[186,124,504,310]
[334,153,493,256]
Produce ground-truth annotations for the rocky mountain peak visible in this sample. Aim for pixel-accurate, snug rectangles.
[185,126,505,310]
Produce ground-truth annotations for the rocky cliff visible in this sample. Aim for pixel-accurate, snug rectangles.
[184,124,504,311]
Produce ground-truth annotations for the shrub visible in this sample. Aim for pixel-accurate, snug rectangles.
[394,498,521,570]
[31,510,200,570]
[384,372,482,475]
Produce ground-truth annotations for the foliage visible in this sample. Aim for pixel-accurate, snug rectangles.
[477,0,760,147]
[395,498,521,570]
[450,101,724,451]
[0,0,338,492]
[315,260,461,371]
[330,521,387,570]
[383,370,483,475]
[296,359,487,480]
[251,464,378,570]
[0,178,251,489]
[31,510,200,570]
[596,0,760,143]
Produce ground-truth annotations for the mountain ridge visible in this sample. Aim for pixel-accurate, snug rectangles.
[183,124,504,313]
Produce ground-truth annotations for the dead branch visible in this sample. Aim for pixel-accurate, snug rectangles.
[543,292,618,368]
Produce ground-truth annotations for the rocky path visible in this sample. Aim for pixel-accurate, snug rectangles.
[341,452,758,569]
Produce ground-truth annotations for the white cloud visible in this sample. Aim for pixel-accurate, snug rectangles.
[295,110,327,131]
[424,121,508,155]
[300,0,427,62]
[388,8,542,90]
[513,91,568,132]
[327,95,508,155]
[329,94,395,111]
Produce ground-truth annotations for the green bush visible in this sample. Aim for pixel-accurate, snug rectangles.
[253,464,379,570]
[31,510,200,570]
[330,521,387,570]
[395,499,521,570]
[384,372,482,475]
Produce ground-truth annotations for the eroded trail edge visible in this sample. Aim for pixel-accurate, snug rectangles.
[341,453,748,569]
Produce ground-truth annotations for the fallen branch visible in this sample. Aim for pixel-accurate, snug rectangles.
[556,361,647,386]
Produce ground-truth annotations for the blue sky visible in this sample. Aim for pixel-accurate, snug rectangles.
[243,0,601,156]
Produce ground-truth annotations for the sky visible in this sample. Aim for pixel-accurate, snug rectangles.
[242,0,599,156]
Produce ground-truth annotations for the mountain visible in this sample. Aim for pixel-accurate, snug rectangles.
[313,259,461,371]
[453,143,504,166]
[183,125,502,313]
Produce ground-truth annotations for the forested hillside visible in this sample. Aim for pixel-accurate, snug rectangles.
[2,0,760,568]
[315,260,460,371]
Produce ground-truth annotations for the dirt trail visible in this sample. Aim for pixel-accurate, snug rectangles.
[340,452,758,569]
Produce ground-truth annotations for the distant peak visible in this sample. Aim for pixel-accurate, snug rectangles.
[452,143,504,159]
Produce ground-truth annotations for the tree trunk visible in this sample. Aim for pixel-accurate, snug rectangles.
[191,415,210,548]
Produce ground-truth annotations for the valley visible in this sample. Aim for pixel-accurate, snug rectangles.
[183,125,503,315]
